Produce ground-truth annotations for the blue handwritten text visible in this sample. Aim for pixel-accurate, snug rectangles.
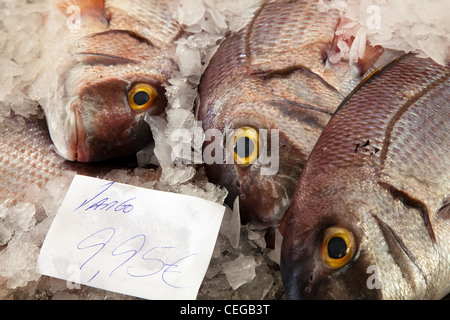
[74,182,135,214]
[76,227,198,289]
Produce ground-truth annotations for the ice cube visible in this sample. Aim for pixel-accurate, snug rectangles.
[175,44,202,76]
[231,264,274,300]
[0,202,36,246]
[103,169,134,184]
[222,254,257,290]
[41,173,74,217]
[0,232,41,289]
[178,0,206,27]
[136,142,159,168]
[144,115,172,173]
[204,7,228,33]
[247,228,266,249]
[228,197,241,249]
[267,228,283,265]
[417,35,448,66]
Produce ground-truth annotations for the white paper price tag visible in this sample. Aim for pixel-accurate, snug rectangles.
[36,175,225,300]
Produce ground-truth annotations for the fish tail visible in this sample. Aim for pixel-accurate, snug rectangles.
[56,0,105,19]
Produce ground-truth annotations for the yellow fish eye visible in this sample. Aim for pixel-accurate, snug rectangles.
[231,126,260,166]
[127,83,158,112]
[321,227,356,269]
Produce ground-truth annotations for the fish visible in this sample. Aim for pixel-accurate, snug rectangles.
[280,54,450,299]
[0,113,64,204]
[0,112,146,204]
[197,0,386,227]
[33,0,181,162]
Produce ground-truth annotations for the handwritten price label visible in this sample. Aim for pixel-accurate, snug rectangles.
[36,175,225,300]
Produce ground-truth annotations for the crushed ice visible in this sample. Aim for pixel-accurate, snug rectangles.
[320,0,450,66]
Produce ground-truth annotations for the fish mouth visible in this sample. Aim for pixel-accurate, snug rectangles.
[69,104,153,163]
[280,257,323,300]
[280,241,321,300]
[63,100,89,162]
[73,104,90,162]
[280,226,331,300]
[239,179,293,227]
[280,258,303,299]
[222,181,284,227]
[242,203,284,227]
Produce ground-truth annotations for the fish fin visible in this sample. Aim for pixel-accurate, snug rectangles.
[356,44,385,75]
[329,37,384,74]
[378,181,439,256]
[56,0,105,19]
[277,204,291,238]
[372,214,429,291]
[328,16,384,74]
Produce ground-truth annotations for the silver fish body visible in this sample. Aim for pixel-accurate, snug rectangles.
[33,0,181,162]
[197,0,382,227]
[281,54,450,299]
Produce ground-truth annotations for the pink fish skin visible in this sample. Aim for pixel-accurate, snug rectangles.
[197,0,383,227]
[281,54,450,300]
[0,113,145,204]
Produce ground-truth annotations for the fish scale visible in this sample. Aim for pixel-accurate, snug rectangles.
[0,115,64,202]
[0,113,138,204]
[198,0,382,226]
[106,0,181,47]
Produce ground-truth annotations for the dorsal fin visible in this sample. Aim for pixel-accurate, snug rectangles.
[356,44,385,75]
[328,16,385,74]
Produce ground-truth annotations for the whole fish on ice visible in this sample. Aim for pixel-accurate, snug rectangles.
[280,54,450,299]
[197,0,386,227]
[32,0,181,162]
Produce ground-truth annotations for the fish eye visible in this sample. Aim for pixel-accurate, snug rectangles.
[320,226,355,269]
[231,126,260,166]
[127,83,158,112]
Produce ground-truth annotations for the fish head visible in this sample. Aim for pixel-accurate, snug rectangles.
[48,63,171,162]
[280,54,449,300]
[43,30,177,162]
[280,167,424,300]
[197,0,385,228]
[66,72,168,162]
[200,85,305,227]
